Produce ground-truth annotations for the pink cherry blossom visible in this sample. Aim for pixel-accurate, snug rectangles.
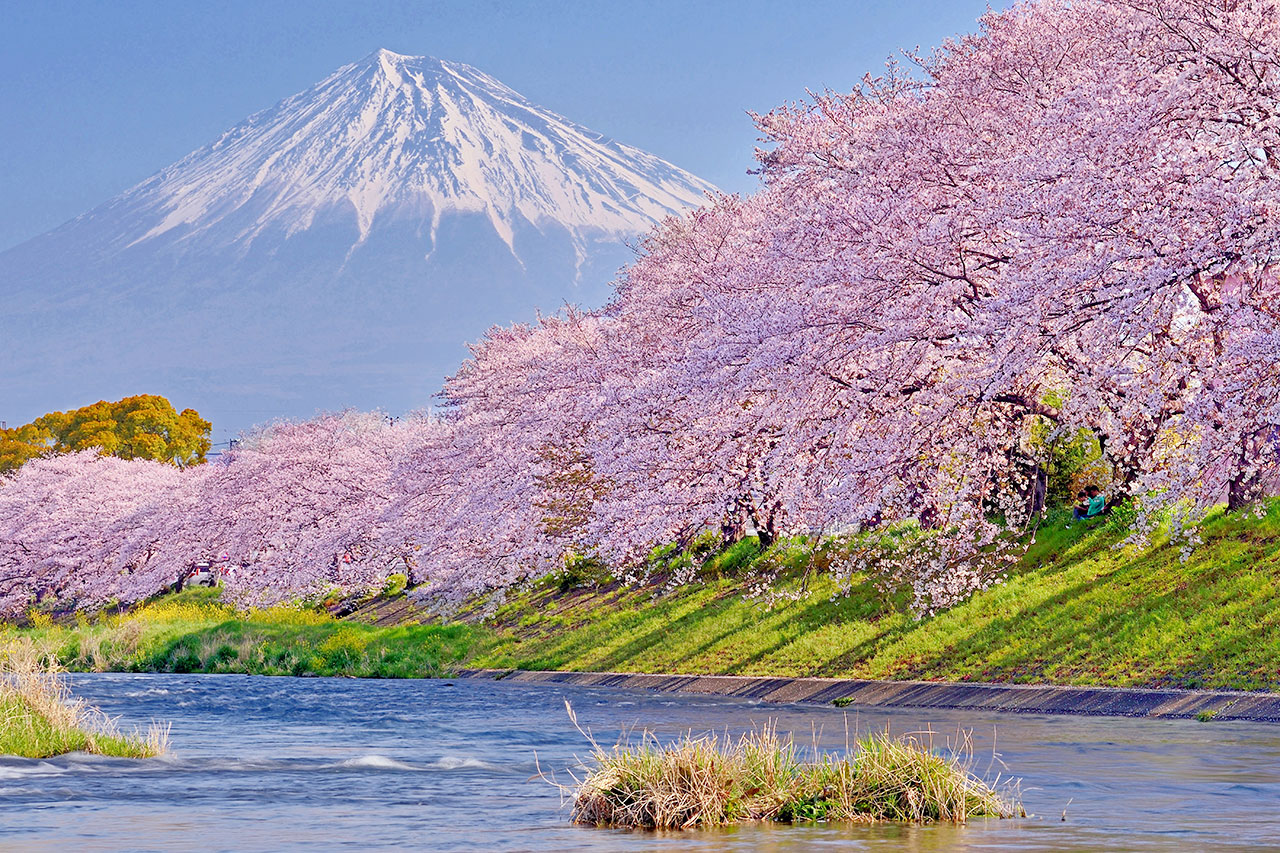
[3,0,1277,615]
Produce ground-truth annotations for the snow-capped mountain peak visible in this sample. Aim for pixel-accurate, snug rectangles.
[123,48,713,257]
[0,50,717,436]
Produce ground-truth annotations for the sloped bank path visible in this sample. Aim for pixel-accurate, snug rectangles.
[459,669,1280,722]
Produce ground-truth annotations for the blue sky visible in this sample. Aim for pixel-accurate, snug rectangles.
[0,0,1005,252]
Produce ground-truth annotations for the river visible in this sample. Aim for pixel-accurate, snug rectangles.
[1,674,1276,851]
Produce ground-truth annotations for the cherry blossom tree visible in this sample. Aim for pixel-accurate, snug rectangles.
[0,452,190,615]
[384,312,617,601]
[384,0,1280,609]
[173,411,431,605]
[5,0,1278,615]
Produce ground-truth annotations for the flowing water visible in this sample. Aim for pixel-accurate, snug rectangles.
[1,674,1277,851]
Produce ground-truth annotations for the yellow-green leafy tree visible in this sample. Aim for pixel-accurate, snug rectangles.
[0,424,52,473]
[0,395,211,473]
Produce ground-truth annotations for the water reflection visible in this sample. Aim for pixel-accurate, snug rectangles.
[0,674,1273,851]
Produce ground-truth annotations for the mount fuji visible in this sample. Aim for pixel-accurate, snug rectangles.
[0,49,716,435]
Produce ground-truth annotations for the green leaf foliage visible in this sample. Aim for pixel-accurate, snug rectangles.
[0,394,211,473]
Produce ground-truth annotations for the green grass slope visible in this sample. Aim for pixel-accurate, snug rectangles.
[7,505,1278,691]
[470,506,1280,691]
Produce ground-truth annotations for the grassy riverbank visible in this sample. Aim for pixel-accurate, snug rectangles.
[466,504,1280,691]
[7,504,1279,691]
[1,641,168,758]
[11,589,477,678]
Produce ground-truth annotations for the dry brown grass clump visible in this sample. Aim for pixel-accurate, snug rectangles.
[559,702,1020,829]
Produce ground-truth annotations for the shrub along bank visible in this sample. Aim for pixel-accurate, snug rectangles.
[7,504,1280,691]
[11,588,477,678]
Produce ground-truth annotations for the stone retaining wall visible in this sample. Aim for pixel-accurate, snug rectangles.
[458,669,1280,722]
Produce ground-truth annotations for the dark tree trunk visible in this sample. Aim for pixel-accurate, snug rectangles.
[1227,477,1250,512]
[1028,463,1048,518]
[1100,431,1146,502]
[1226,431,1266,513]
[720,503,750,548]
[1227,455,1259,513]
[750,499,779,549]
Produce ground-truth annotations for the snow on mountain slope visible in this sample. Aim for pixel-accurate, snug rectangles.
[124,49,710,258]
[0,50,717,435]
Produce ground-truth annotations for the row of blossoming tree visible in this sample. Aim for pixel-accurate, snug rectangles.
[2,0,1278,618]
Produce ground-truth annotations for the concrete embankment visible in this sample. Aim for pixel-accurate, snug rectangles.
[459,669,1280,722]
